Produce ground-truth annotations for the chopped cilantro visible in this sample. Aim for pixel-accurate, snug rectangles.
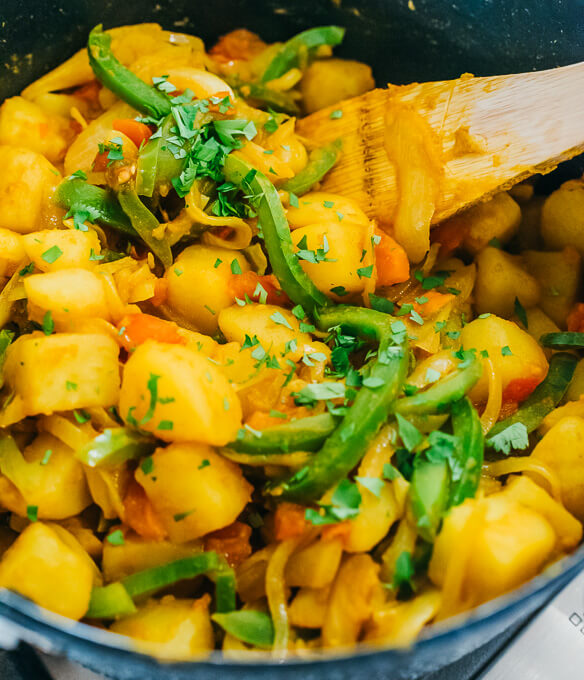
[140,456,154,475]
[269,409,287,419]
[264,116,279,134]
[330,109,343,119]
[323,200,335,208]
[40,449,53,466]
[157,420,174,431]
[107,529,125,546]
[27,505,38,522]
[355,476,384,497]
[19,263,34,276]
[357,264,373,279]
[230,259,243,275]
[173,510,194,522]
[369,294,395,314]
[396,413,423,452]
[514,297,528,328]
[392,550,415,595]
[383,463,401,481]
[89,248,104,261]
[65,381,78,391]
[270,311,293,329]
[501,345,513,356]
[42,310,54,336]
[41,245,63,264]
[487,423,529,455]
[74,410,91,424]
[330,286,349,297]
[425,368,441,384]
[69,169,87,180]
[198,459,211,470]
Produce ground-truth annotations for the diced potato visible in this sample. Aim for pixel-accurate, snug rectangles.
[218,303,329,364]
[429,495,555,606]
[285,538,343,588]
[539,397,584,434]
[474,247,540,318]
[540,179,584,256]
[511,306,559,359]
[22,229,101,272]
[135,442,252,542]
[119,341,242,445]
[165,245,249,334]
[529,417,584,523]
[291,221,369,297]
[286,192,369,229]
[322,554,382,648]
[0,229,25,277]
[24,269,110,327]
[110,596,214,658]
[289,586,330,629]
[212,341,280,388]
[460,315,548,403]
[0,522,94,619]
[0,146,61,233]
[0,432,91,519]
[565,358,584,403]
[0,97,71,163]
[3,332,120,418]
[523,247,582,328]
[102,533,203,582]
[300,58,375,114]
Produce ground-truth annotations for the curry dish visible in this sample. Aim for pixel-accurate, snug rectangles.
[0,22,583,658]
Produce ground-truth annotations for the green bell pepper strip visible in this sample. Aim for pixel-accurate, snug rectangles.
[212,610,275,648]
[487,351,577,439]
[76,428,156,468]
[86,552,236,619]
[540,332,584,349]
[449,397,484,506]
[229,413,338,455]
[223,154,328,316]
[281,140,342,196]
[87,25,171,119]
[226,78,301,115]
[409,459,450,543]
[117,188,173,268]
[272,306,409,503]
[261,26,346,83]
[54,179,135,237]
[85,583,136,619]
[394,359,483,416]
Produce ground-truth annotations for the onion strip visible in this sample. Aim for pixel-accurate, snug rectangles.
[479,357,502,434]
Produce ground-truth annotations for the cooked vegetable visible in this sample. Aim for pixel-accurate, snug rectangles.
[77,428,156,467]
[281,140,342,196]
[540,332,584,349]
[449,397,484,505]
[409,459,450,542]
[213,610,275,648]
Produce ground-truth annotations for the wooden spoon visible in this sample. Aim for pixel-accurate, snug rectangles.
[296,62,584,228]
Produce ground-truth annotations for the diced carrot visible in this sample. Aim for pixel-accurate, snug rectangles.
[210,29,267,63]
[113,118,153,148]
[117,313,185,352]
[123,479,167,541]
[567,303,584,332]
[412,290,455,318]
[274,502,307,541]
[93,150,109,172]
[502,376,543,404]
[321,521,351,544]
[430,219,469,257]
[204,521,252,567]
[150,278,168,307]
[374,229,410,287]
[229,271,290,305]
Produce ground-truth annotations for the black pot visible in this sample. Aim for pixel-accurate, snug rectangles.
[0,1,584,678]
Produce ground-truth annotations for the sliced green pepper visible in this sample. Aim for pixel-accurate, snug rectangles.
[87,25,171,119]
[261,26,346,83]
[85,582,136,619]
[540,332,584,349]
[281,140,342,196]
[212,610,275,648]
[273,306,408,503]
[229,413,338,455]
[76,428,156,468]
[395,360,483,416]
[449,397,484,506]
[223,155,328,316]
[118,188,173,268]
[54,179,135,237]
[487,351,577,439]
[409,459,450,543]
[226,78,301,115]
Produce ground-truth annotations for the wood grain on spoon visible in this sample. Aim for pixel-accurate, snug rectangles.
[296,62,584,227]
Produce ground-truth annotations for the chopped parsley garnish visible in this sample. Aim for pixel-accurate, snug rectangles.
[501,345,513,356]
[140,456,154,475]
[355,476,384,497]
[270,311,293,329]
[305,478,362,525]
[40,449,53,466]
[106,529,125,546]
[487,423,529,455]
[173,510,194,522]
[392,550,415,595]
[98,137,124,165]
[27,505,38,522]
[329,109,343,119]
[157,420,174,431]
[396,413,423,452]
[42,310,54,336]
[19,263,34,276]
[41,245,63,264]
[65,381,78,391]
[289,192,299,208]
[231,259,243,275]
[357,264,373,279]
[198,459,211,469]
[74,410,91,424]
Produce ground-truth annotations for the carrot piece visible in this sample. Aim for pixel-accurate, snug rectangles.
[123,479,167,541]
[274,502,307,541]
[567,303,584,332]
[430,219,469,257]
[117,313,185,352]
[412,290,455,317]
[113,118,153,148]
[374,230,410,287]
[210,29,267,63]
[229,271,290,305]
[321,521,351,544]
[204,521,252,567]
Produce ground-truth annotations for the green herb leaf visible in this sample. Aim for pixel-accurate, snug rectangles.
[41,245,63,264]
[329,109,343,119]
[42,310,54,336]
[270,311,293,330]
[27,505,38,522]
[487,422,529,456]
[396,413,424,452]
[355,476,384,497]
[392,550,415,594]
[107,529,125,546]
[212,610,274,649]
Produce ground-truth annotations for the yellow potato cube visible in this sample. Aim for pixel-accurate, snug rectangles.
[3,332,120,417]
[165,245,249,334]
[22,229,101,272]
[0,522,94,619]
[135,442,252,542]
[0,229,25,277]
[300,58,375,113]
[286,192,369,229]
[541,179,584,256]
[285,538,343,589]
[289,587,330,629]
[119,341,242,445]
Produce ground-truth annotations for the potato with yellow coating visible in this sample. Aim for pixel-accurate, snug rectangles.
[300,58,375,113]
[460,315,548,403]
[286,192,369,229]
[0,146,61,233]
[110,596,214,659]
[0,522,95,619]
[165,245,249,334]
[22,229,101,272]
[135,442,252,542]
[0,229,25,277]
[540,179,584,256]
[119,340,242,445]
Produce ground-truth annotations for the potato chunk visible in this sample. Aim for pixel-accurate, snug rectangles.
[3,332,120,418]
[0,229,25,277]
[0,522,94,619]
[22,229,101,272]
[110,596,214,659]
[24,269,110,326]
[474,247,540,318]
[165,245,249,334]
[119,341,242,445]
[541,179,584,256]
[460,315,548,403]
[300,58,375,113]
[287,192,369,229]
[285,538,343,588]
[0,146,61,233]
[135,442,252,542]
